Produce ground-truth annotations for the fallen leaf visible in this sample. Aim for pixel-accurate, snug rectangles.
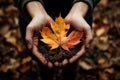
[98,56,113,68]
[99,0,108,6]
[19,65,30,73]
[40,15,83,51]
[0,58,20,73]
[96,27,105,36]
[21,56,32,65]
[99,71,109,80]
[91,36,109,50]
[61,30,83,51]
[79,60,94,70]
[104,68,114,74]
[0,24,10,35]
[50,15,70,40]
[40,27,60,49]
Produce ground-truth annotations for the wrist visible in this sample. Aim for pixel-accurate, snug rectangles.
[72,2,88,17]
[26,1,46,18]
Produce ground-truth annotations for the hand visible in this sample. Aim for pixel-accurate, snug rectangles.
[25,1,54,68]
[54,2,93,67]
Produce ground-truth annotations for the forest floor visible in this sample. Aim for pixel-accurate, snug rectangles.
[0,0,120,80]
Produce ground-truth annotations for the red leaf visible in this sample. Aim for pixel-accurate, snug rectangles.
[61,30,83,51]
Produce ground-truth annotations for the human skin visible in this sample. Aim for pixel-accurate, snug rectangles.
[26,1,92,68]
[62,2,93,66]
[26,1,54,68]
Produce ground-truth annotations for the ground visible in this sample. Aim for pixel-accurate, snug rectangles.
[0,0,120,80]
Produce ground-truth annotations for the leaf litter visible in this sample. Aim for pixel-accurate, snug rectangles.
[0,0,120,80]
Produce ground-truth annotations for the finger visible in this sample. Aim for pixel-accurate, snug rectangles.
[84,26,93,48]
[47,62,53,68]
[32,45,47,65]
[33,33,39,46]
[64,15,72,24]
[47,16,54,23]
[62,59,68,67]
[26,26,33,49]
[46,16,54,29]
[54,61,59,67]
[69,45,85,64]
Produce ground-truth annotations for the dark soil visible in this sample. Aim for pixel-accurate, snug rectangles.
[38,41,83,63]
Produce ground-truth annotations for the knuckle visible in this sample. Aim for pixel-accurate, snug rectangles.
[86,25,91,30]
[84,27,90,33]
[65,17,72,23]
[25,37,29,41]
[87,36,93,42]
[25,36,31,42]
[25,39,30,44]
[26,26,33,30]
[89,36,93,41]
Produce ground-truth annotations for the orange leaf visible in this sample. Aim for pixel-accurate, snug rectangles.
[50,15,70,40]
[40,15,83,51]
[61,30,83,51]
[40,27,60,49]
[40,15,70,50]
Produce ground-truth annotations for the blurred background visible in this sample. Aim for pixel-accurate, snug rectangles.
[0,0,120,80]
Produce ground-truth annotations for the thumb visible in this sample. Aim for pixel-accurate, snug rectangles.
[26,26,33,49]
[47,16,54,23]
[64,15,71,24]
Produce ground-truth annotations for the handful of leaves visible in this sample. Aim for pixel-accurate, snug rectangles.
[39,15,84,62]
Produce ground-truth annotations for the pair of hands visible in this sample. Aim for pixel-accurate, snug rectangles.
[26,1,92,68]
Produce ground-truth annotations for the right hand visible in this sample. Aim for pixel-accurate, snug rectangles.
[26,1,54,68]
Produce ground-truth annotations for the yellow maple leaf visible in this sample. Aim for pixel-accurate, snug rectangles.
[40,27,60,49]
[50,15,70,41]
[40,15,83,51]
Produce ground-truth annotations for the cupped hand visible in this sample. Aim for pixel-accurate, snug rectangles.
[25,1,55,68]
[54,2,93,67]
[26,14,54,68]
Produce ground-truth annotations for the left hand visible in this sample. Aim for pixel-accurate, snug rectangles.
[54,2,93,67]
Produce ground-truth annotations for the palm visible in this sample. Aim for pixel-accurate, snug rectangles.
[26,15,54,68]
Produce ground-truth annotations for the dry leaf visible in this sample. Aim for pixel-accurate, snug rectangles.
[20,65,30,73]
[79,60,93,70]
[0,24,10,35]
[96,27,105,36]
[91,36,109,50]
[61,30,83,51]
[21,56,32,65]
[40,26,60,49]
[0,58,20,72]
[40,15,83,51]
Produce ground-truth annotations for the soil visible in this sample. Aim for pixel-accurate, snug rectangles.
[38,41,83,63]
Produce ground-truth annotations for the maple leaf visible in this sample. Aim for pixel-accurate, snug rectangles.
[40,27,60,49]
[50,15,70,40]
[61,30,83,51]
[40,15,83,51]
